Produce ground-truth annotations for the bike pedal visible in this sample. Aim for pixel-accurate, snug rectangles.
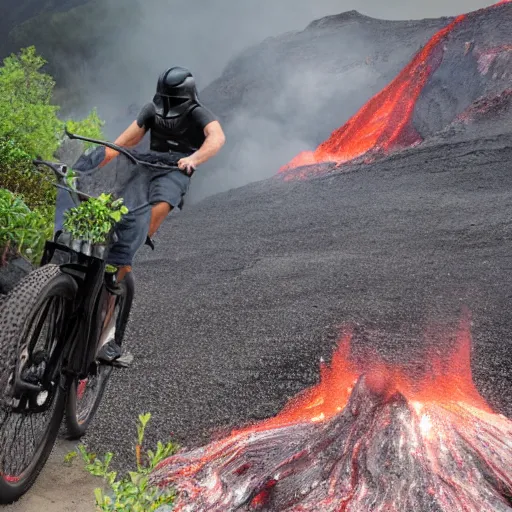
[105,283,124,296]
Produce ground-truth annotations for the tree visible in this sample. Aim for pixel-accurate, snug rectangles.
[0,46,105,264]
[0,45,103,159]
[0,46,105,207]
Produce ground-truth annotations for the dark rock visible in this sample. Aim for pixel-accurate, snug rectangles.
[0,255,34,296]
[190,3,512,202]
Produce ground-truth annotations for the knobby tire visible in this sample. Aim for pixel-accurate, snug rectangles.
[0,265,77,504]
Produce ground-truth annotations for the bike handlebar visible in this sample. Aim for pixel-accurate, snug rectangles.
[31,129,192,211]
[64,129,188,174]
[65,129,140,165]
[32,159,94,203]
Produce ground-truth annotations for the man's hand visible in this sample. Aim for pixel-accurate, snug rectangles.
[177,121,225,174]
[178,156,197,175]
[177,121,225,175]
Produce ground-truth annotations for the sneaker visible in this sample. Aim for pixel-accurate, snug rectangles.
[96,339,122,363]
[112,352,134,368]
[145,236,155,251]
[97,340,133,368]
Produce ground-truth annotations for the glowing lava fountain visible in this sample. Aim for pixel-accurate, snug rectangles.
[150,315,512,511]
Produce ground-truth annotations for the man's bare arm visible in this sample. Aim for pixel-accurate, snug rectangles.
[178,121,226,172]
[100,121,147,167]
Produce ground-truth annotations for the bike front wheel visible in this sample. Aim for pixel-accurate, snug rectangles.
[0,265,77,504]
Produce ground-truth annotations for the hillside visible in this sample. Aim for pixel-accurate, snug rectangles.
[0,0,89,58]
[81,4,512,508]
[193,2,512,200]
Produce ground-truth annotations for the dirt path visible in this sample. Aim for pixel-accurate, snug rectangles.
[4,440,98,512]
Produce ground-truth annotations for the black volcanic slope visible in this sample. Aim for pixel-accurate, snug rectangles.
[194,3,512,201]
[85,131,512,471]
[0,0,89,56]
[2,3,509,498]
[201,11,450,141]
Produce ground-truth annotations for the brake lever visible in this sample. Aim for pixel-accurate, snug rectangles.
[32,159,67,178]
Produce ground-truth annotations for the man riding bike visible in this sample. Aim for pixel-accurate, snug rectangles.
[81,66,225,363]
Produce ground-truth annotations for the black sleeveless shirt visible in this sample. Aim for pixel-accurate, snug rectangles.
[136,102,217,155]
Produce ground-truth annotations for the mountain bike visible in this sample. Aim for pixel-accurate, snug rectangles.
[0,132,184,504]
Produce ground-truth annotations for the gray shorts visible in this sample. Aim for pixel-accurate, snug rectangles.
[149,170,191,209]
[107,170,190,267]
[106,208,151,267]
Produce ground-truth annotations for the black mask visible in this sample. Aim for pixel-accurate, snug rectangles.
[153,67,200,118]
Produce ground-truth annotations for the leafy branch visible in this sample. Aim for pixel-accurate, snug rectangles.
[77,413,178,511]
[0,188,53,265]
[63,193,129,245]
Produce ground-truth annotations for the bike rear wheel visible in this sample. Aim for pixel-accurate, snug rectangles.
[64,272,134,439]
[0,265,77,504]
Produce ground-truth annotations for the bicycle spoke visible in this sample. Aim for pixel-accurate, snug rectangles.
[0,392,60,478]
[0,295,65,480]
[76,373,100,423]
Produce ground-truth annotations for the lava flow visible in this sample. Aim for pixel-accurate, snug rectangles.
[278,16,465,178]
[150,314,512,511]
[279,0,511,180]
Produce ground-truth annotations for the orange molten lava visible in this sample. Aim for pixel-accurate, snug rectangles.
[281,15,465,173]
[251,333,359,430]
[236,312,492,437]
[280,0,511,176]
[151,311,512,512]
[363,316,492,413]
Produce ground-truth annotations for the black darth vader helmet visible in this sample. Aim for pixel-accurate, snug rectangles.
[153,66,199,118]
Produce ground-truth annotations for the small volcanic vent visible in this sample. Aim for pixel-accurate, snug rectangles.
[279,0,512,180]
[150,315,512,511]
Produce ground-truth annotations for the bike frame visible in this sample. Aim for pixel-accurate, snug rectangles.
[0,130,183,504]
[40,240,109,381]
[29,130,183,387]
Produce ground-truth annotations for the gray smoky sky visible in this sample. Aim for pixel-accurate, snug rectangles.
[50,0,497,201]
[65,0,496,125]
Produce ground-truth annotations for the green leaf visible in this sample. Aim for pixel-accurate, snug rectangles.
[110,211,122,222]
[94,488,105,505]
[0,47,103,160]
[62,193,128,244]
[128,471,141,485]
[63,451,77,465]
[79,412,179,510]
[0,188,53,264]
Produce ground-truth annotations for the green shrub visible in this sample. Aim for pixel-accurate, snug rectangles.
[0,46,104,210]
[0,46,62,159]
[0,188,53,265]
[78,413,178,511]
[0,138,55,210]
[0,45,107,265]
[0,46,104,160]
